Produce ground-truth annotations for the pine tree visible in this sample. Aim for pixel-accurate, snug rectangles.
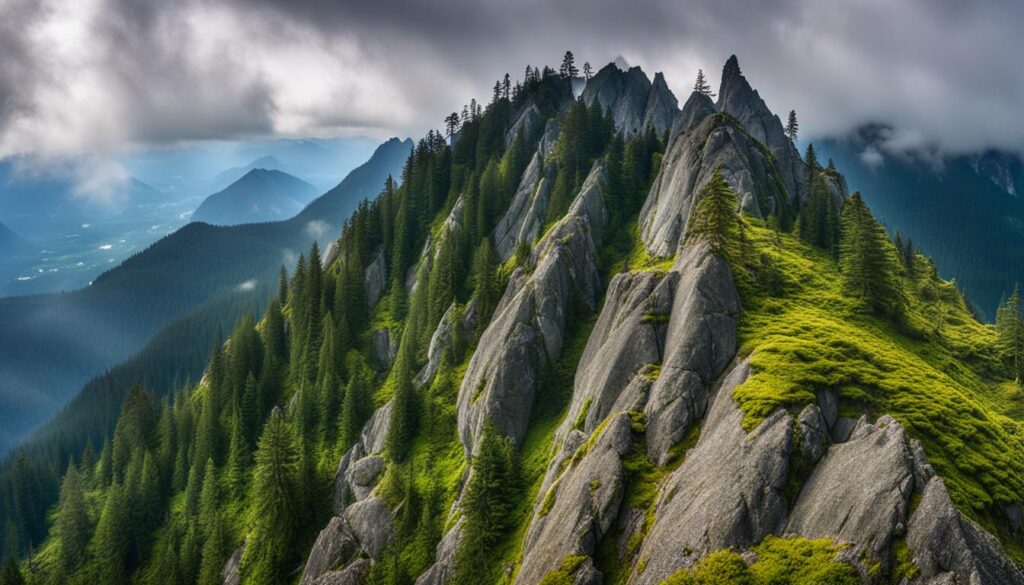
[240,408,300,585]
[838,192,904,318]
[92,481,129,584]
[583,61,593,81]
[470,239,499,325]
[56,462,90,574]
[694,69,714,97]
[197,512,226,585]
[386,339,418,463]
[198,458,219,536]
[785,110,799,142]
[0,559,25,585]
[226,409,250,498]
[996,285,1024,383]
[560,51,578,79]
[686,168,742,265]
[454,421,518,581]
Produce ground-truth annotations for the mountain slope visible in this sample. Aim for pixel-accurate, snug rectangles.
[818,132,1024,319]
[6,59,1023,585]
[191,168,318,225]
[211,156,283,189]
[0,221,28,253]
[0,137,411,456]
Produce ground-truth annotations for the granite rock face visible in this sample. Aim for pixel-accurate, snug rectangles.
[640,90,785,256]
[633,359,793,585]
[716,55,807,205]
[514,413,634,585]
[493,151,551,261]
[457,162,609,456]
[582,63,678,136]
[363,249,387,308]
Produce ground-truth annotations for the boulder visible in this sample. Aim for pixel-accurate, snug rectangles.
[796,404,829,464]
[415,303,458,387]
[345,496,394,560]
[300,517,357,585]
[907,477,1024,584]
[787,416,914,562]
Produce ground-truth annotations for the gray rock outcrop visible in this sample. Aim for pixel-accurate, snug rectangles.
[581,64,678,136]
[716,55,807,204]
[632,359,793,585]
[364,249,387,308]
[458,161,609,456]
[515,413,634,585]
[493,151,550,261]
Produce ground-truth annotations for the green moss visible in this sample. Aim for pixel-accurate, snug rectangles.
[574,397,593,431]
[731,220,1024,537]
[539,480,559,518]
[659,536,857,585]
[538,555,589,585]
[891,537,920,583]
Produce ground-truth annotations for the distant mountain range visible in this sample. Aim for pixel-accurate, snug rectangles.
[191,168,319,225]
[0,221,28,253]
[818,130,1024,318]
[0,137,412,455]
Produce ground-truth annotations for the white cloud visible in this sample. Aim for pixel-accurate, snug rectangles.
[236,279,257,291]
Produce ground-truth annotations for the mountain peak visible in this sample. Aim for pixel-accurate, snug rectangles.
[723,54,742,79]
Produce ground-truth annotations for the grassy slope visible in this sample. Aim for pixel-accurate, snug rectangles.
[732,219,1024,560]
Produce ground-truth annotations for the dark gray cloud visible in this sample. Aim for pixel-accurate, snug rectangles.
[0,0,1022,159]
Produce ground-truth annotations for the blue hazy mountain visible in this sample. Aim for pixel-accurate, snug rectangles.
[192,168,319,225]
[0,137,412,455]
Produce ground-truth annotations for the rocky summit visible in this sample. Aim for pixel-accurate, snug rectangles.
[9,54,1024,585]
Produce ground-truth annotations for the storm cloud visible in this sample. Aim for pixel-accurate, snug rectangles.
[1,0,1022,159]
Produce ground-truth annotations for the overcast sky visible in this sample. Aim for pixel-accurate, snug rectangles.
[1,0,1022,162]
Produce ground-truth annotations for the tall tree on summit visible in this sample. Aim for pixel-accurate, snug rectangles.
[444,113,460,144]
[560,51,578,79]
[786,110,799,142]
[583,61,593,81]
[694,69,715,97]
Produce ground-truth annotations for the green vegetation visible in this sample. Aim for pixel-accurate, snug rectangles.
[686,168,743,265]
[538,555,588,585]
[731,216,1024,547]
[659,536,858,585]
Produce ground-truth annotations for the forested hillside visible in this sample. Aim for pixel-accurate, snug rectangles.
[0,138,411,457]
[3,56,1023,585]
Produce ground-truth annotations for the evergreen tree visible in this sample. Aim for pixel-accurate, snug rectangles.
[240,408,300,585]
[470,239,500,323]
[686,168,742,265]
[454,421,518,581]
[785,110,798,142]
[559,51,578,78]
[996,285,1024,383]
[56,462,90,574]
[0,559,24,585]
[386,340,418,463]
[583,61,593,81]
[91,481,129,584]
[694,69,714,97]
[838,192,904,317]
[198,458,219,537]
[226,409,250,498]
[197,513,226,585]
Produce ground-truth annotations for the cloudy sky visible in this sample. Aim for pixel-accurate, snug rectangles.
[1,0,1022,162]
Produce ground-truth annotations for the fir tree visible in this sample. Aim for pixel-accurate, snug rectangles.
[91,481,129,584]
[694,69,714,97]
[470,239,500,324]
[56,462,90,574]
[785,110,799,142]
[226,409,250,498]
[454,421,518,581]
[386,339,418,463]
[560,51,578,79]
[0,559,25,585]
[838,192,904,318]
[996,285,1024,383]
[686,168,742,265]
[240,408,300,585]
[583,61,593,81]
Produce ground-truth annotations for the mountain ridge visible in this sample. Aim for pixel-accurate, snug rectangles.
[191,168,319,225]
